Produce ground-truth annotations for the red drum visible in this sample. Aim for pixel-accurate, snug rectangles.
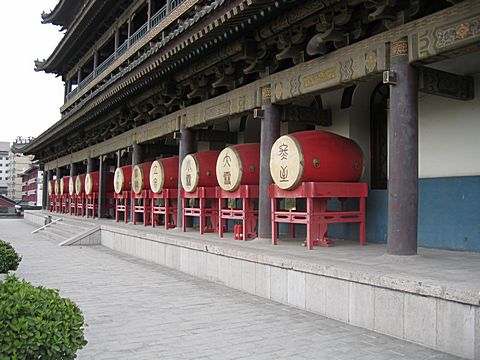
[85,171,115,195]
[75,174,86,195]
[114,166,132,194]
[181,151,220,193]
[150,157,179,193]
[131,162,153,195]
[216,143,260,192]
[60,177,69,195]
[270,130,364,190]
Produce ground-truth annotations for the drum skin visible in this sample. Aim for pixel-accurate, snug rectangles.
[270,130,364,190]
[114,166,132,194]
[216,143,260,192]
[68,177,76,196]
[75,174,86,195]
[54,179,60,196]
[181,151,220,193]
[150,157,179,193]
[85,172,115,195]
[132,162,153,195]
[48,180,54,196]
[60,177,69,195]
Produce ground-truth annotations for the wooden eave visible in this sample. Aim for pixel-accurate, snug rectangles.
[41,0,83,28]
[26,0,268,158]
[36,0,127,75]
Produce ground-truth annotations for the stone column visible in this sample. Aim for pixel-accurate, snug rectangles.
[69,163,78,178]
[130,143,143,220]
[87,157,95,174]
[258,101,281,239]
[387,37,419,256]
[97,156,107,218]
[116,150,122,168]
[93,51,99,74]
[77,69,82,85]
[177,128,194,229]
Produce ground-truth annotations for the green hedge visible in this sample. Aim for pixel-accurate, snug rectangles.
[0,240,21,274]
[0,275,87,359]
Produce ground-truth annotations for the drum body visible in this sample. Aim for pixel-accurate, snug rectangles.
[132,162,153,195]
[270,130,364,190]
[85,172,115,195]
[216,143,260,192]
[60,177,69,195]
[150,157,179,193]
[114,166,132,194]
[75,174,86,195]
[181,151,220,193]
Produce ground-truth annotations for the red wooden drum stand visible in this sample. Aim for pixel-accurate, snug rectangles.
[61,194,69,214]
[54,195,61,213]
[269,182,367,250]
[49,195,55,212]
[218,185,258,240]
[151,189,178,229]
[86,193,97,218]
[69,195,77,215]
[132,190,151,226]
[115,191,130,223]
[181,187,218,234]
[76,194,86,217]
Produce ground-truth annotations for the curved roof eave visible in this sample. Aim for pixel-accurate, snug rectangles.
[41,0,79,28]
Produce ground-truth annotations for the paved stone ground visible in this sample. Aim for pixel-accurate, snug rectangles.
[0,219,460,360]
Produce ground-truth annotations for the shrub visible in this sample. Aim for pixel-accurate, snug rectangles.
[0,240,22,274]
[0,275,87,359]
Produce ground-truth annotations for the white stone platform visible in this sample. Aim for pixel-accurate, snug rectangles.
[25,210,480,359]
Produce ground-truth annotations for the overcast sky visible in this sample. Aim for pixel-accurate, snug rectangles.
[0,0,65,144]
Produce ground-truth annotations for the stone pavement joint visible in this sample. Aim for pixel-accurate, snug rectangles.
[0,220,462,360]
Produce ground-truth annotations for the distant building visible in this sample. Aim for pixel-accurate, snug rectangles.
[0,142,10,196]
[20,165,43,206]
[7,140,37,202]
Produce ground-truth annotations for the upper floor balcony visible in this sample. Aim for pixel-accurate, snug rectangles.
[63,0,190,111]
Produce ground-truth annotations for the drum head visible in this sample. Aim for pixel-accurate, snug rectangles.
[180,154,199,193]
[54,180,60,195]
[75,176,83,195]
[114,167,124,194]
[85,174,93,195]
[150,160,165,194]
[216,147,242,192]
[131,165,144,195]
[69,177,75,196]
[270,134,304,190]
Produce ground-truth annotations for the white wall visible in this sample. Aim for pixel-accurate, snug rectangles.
[418,74,480,178]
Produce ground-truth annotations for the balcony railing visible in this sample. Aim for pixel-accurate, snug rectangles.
[65,0,185,102]
[95,53,116,77]
[129,23,148,46]
[170,0,182,10]
[79,72,94,90]
[116,41,128,57]
[150,5,167,28]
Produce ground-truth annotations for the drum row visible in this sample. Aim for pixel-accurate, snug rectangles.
[48,130,364,197]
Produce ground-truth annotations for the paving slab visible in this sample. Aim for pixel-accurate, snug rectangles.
[1,219,462,359]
